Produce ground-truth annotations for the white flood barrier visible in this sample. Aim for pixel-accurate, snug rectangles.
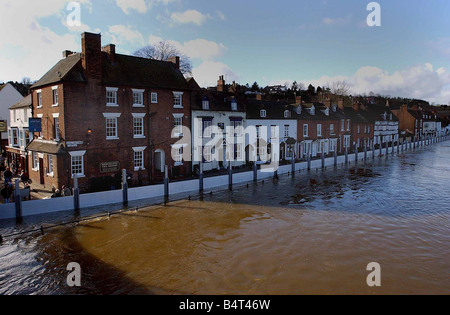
[0,136,449,221]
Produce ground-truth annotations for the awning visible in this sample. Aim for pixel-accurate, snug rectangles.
[27,140,67,155]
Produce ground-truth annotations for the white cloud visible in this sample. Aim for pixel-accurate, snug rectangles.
[107,25,145,47]
[193,61,238,87]
[149,36,226,61]
[217,10,226,21]
[170,10,209,26]
[289,63,450,104]
[0,0,92,82]
[323,16,350,25]
[116,0,150,14]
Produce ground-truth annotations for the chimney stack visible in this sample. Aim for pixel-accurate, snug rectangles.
[353,100,360,112]
[167,56,180,70]
[102,44,116,64]
[338,98,345,111]
[63,50,74,58]
[217,75,225,92]
[295,96,302,105]
[82,32,102,81]
[256,94,263,101]
[324,99,331,109]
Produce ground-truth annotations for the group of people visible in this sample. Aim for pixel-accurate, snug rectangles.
[1,167,15,203]
[51,185,72,198]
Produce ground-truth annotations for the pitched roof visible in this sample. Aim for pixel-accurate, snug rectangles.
[0,84,5,93]
[192,89,245,112]
[102,53,189,90]
[27,140,67,155]
[31,52,190,90]
[246,99,297,120]
[31,53,85,89]
[10,94,32,110]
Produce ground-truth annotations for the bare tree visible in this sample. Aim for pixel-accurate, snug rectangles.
[330,80,351,96]
[134,41,193,76]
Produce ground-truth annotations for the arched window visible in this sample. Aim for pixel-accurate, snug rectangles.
[231,99,238,111]
[284,110,291,118]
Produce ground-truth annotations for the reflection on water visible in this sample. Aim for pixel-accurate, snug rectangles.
[1,144,449,295]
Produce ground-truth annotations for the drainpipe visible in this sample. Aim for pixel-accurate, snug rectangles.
[147,91,152,183]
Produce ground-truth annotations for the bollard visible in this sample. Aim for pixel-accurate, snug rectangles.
[228,162,233,191]
[334,150,337,167]
[321,152,325,169]
[253,162,258,183]
[14,179,22,220]
[73,174,80,211]
[199,162,204,194]
[372,142,375,159]
[122,169,128,206]
[385,142,389,156]
[164,165,169,202]
[354,144,358,163]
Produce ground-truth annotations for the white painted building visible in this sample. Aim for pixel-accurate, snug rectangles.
[0,83,24,145]
[191,94,247,172]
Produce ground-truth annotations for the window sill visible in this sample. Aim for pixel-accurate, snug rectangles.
[134,136,146,139]
[174,162,183,167]
[173,105,183,109]
[106,137,119,141]
[32,168,39,172]
[36,106,43,109]
[106,104,119,107]
[173,133,183,138]
[47,173,54,178]
[71,174,85,179]
[134,167,146,172]
[52,104,59,107]
[133,104,145,108]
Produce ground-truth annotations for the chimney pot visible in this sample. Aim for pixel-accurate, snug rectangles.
[167,56,180,70]
[63,50,73,58]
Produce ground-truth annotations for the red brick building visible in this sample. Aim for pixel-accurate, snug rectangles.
[28,32,192,192]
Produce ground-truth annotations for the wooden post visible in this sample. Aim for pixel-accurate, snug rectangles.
[228,162,233,191]
[253,162,258,183]
[199,162,204,194]
[122,169,128,206]
[164,165,169,202]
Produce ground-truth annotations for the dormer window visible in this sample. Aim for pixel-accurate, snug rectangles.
[322,107,330,116]
[202,97,210,110]
[260,109,267,118]
[231,99,238,111]
[284,110,291,118]
[295,105,302,115]
[309,105,315,115]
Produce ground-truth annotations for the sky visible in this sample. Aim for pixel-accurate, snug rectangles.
[1,0,450,104]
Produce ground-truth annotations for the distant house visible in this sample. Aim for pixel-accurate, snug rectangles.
[0,83,24,153]
[343,102,374,150]
[6,95,32,173]
[391,104,436,141]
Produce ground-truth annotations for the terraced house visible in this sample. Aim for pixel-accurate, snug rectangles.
[28,32,191,192]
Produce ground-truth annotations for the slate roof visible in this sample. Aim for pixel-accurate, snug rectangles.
[31,53,85,89]
[191,89,246,112]
[32,52,189,90]
[27,140,67,155]
[9,94,32,110]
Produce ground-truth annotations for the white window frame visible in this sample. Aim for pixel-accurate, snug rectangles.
[173,92,184,108]
[231,100,238,111]
[151,92,158,104]
[36,90,42,108]
[132,113,146,139]
[32,152,39,171]
[47,155,54,177]
[260,110,267,118]
[284,125,289,138]
[132,89,145,107]
[52,86,59,107]
[103,113,121,140]
[106,87,119,107]
[330,124,335,135]
[70,151,86,178]
[132,146,147,171]
[284,110,290,118]
[347,119,351,131]
[203,120,212,138]
[341,119,345,132]
[173,114,183,137]
[317,124,322,137]
[303,124,309,137]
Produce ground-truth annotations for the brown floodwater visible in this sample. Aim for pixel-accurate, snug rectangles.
[0,144,449,295]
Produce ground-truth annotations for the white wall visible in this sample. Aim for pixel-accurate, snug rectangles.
[0,84,23,138]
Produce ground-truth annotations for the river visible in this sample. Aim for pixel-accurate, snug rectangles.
[0,143,449,295]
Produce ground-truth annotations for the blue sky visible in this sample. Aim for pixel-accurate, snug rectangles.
[1,0,450,103]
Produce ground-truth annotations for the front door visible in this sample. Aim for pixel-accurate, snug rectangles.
[39,158,45,185]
